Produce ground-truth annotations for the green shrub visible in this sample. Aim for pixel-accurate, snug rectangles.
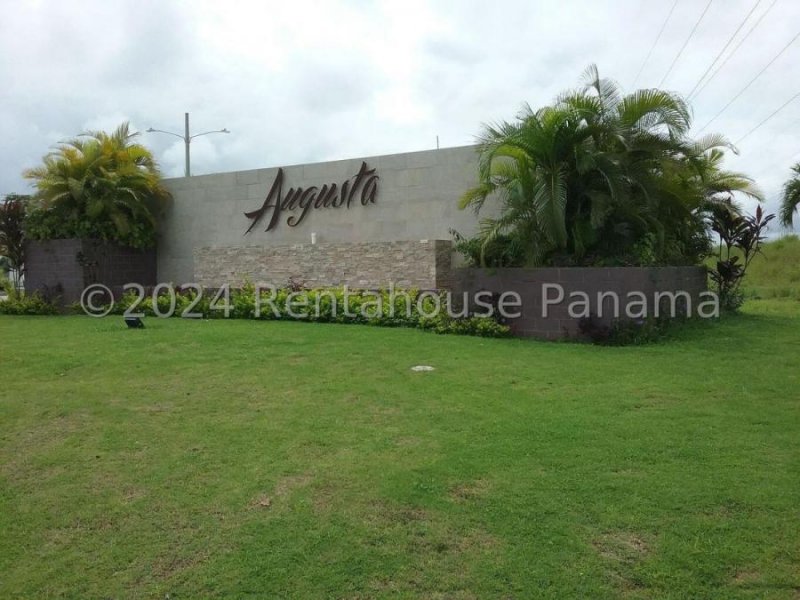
[0,275,19,300]
[8,284,510,338]
[578,315,692,346]
[0,292,59,315]
[81,285,511,339]
[450,229,527,267]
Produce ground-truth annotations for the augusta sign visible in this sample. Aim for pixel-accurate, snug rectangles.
[244,161,379,234]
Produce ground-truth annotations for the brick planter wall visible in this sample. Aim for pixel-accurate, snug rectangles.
[24,239,156,304]
[454,266,709,340]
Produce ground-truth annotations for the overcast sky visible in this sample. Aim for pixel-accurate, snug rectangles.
[1,0,798,230]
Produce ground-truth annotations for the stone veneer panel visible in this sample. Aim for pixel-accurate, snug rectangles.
[193,240,453,289]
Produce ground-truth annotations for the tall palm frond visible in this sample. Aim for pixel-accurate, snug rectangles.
[23,121,170,247]
[459,65,762,266]
[780,163,800,227]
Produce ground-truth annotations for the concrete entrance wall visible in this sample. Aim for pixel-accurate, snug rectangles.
[158,145,492,285]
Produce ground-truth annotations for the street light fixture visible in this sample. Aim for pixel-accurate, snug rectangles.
[145,112,230,177]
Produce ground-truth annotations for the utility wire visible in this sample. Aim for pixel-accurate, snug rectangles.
[697,29,800,133]
[735,89,800,145]
[686,0,763,99]
[741,113,800,154]
[658,0,714,88]
[631,0,679,88]
[692,0,779,99]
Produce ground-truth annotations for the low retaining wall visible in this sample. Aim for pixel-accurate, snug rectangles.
[455,266,708,340]
[24,239,156,304]
[193,240,453,289]
[22,237,708,342]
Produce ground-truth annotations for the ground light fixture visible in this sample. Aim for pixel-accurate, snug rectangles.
[124,316,145,329]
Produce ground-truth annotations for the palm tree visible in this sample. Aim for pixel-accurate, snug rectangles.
[458,105,589,264]
[23,123,169,247]
[779,163,800,228]
[460,65,762,266]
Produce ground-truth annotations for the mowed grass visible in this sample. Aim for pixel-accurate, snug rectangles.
[1,302,799,599]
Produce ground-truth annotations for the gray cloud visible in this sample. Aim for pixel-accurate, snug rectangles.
[2,0,798,232]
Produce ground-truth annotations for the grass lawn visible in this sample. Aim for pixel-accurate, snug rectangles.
[1,301,799,598]
[720,234,800,301]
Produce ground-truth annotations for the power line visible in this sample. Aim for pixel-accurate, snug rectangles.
[631,0,680,88]
[658,0,714,88]
[692,0,779,99]
[697,29,800,133]
[735,90,800,145]
[686,0,763,99]
[740,113,800,154]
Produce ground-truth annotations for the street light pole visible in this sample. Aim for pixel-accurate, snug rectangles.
[184,112,190,177]
[146,112,230,177]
